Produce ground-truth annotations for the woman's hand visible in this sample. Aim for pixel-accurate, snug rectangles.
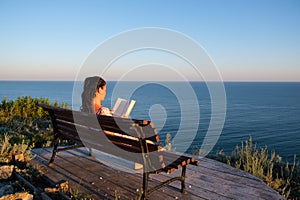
[100,107,113,116]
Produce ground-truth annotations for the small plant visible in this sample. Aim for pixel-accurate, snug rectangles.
[0,97,93,199]
[0,134,31,164]
[162,133,176,152]
[114,189,143,200]
[69,186,93,200]
[224,136,299,199]
[0,96,69,149]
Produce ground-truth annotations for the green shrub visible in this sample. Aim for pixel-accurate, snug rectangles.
[0,96,68,148]
[219,136,299,199]
[0,96,68,121]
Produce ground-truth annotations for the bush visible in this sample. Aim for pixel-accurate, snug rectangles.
[217,136,300,199]
[0,96,68,121]
[0,96,68,148]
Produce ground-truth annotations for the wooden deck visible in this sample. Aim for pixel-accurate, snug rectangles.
[30,148,283,200]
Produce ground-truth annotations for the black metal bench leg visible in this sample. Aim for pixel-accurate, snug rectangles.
[181,165,187,194]
[49,134,59,165]
[88,147,93,156]
[142,172,149,200]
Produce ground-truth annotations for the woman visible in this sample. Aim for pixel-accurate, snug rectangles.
[81,76,143,170]
[81,76,112,115]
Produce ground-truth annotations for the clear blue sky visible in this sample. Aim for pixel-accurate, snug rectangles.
[0,0,299,81]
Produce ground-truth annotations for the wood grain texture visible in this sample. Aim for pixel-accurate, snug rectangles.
[30,148,283,200]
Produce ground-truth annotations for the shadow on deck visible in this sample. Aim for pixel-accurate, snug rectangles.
[30,148,283,200]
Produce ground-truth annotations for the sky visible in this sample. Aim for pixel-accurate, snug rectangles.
[0,0,300,81]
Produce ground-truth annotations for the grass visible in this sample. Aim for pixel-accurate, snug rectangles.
[208,136,300,199]
[0,96,68,149]
[114,189,143,200]
[0,96,89,199]
[0,134,32,164]
[0,126,90,199]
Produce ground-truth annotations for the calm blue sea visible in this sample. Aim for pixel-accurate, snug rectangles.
[1,81,299,162]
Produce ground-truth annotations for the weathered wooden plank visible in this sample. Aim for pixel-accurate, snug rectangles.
[30,148,283,200]
[30,151,117,199]
[32,148,139,199]
[43,148,183,200]
[31,148,200,200]
[194,158,277,193]
[155,158,283,199]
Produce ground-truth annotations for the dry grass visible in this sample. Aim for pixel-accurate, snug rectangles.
[0,134,32,164]
[213,136,300,199]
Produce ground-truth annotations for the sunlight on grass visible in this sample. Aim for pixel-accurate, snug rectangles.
[212,136,299,199]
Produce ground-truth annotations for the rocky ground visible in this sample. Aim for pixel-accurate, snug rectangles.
[0,164,71,200]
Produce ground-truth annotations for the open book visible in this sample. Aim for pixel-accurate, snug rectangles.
[112,98,136,118]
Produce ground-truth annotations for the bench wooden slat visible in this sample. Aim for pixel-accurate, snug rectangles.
[54,112,74,123]
[161,151,199,166]
[163,156,189,167]
[57,131,82,143]
[71,129,164,171]
[190,160,200,166]
[82,139,165,170]
[98,116,158,140]
[56,120,82,138]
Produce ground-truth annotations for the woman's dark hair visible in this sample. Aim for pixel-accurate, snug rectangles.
[81,76,106,113]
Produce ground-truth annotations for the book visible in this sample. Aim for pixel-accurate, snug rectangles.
[112,98,136,118]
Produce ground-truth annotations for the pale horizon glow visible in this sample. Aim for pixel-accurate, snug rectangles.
[0,0,300,81]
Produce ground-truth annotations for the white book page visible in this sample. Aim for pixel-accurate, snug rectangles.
[112,98,135,117]
[123,100,136,118]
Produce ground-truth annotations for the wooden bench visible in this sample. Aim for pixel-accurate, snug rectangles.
[38,104,200,199]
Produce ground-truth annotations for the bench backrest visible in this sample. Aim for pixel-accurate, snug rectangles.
[39,104,164,170]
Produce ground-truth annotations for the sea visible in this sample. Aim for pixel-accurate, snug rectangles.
[0,81,299,162]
